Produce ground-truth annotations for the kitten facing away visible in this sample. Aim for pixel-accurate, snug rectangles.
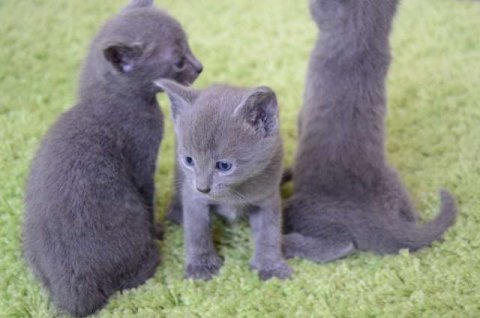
[282,0,457,262]
[23,0,202,316]
[155,79,292,281]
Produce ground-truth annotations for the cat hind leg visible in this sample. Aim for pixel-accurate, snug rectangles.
[119,243,160,290]
[51,275,109,317]
[283,226,355,263]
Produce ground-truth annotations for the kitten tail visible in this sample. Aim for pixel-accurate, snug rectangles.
[390,189,457,252]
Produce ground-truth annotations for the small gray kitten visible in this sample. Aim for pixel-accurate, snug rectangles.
[155,79,292,281]
[23,0,202,316]
[283,0,457,262]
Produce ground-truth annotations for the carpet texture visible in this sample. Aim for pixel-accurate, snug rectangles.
[0,0,479,317]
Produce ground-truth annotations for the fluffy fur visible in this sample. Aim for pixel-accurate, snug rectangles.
[23,1,202,316]
[283,0,457,262]
[156,79,292,281]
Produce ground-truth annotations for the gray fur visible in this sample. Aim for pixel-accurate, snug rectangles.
[156,79,292,280]
[23,1,202,316]
[283,0,457,262]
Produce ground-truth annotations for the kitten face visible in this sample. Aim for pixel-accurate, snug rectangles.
[178,119,273,198]
[98,6,202,91]
[155,81,279,200]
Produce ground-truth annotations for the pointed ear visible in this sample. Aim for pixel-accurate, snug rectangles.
[103,42,144,73]
[154,79,199,120]
[124,0,154,11]
[234,86,279,137]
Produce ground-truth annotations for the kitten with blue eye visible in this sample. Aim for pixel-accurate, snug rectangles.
[23,0,202,316]
[282,0,457,262]
[155,79,292,281]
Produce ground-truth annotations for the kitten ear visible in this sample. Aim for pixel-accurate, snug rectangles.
[124,0,154,10]
[154,79,199,120]
[103,42,144,73]
[234,86,279,137]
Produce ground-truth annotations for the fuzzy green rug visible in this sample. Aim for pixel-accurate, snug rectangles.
[1,0,479,317]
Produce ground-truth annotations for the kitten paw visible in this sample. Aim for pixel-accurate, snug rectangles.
[185,255,223,281]
[257,262,292,281]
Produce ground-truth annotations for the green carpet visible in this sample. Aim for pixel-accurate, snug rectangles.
[1,0,479,316]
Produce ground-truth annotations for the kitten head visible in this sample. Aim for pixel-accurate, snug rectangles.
[156,79,280,199]
[309,0,398,33]
[82,0,202,95]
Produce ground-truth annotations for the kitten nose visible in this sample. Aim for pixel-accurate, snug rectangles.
[195,64,203,74]
[196,187,210,194]
[187,54,203,74]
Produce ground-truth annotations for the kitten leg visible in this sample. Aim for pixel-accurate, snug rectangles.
[183,196,222,280]
[283,232,355,263]
[51,275,108,317]
[142,179,155,209]
[249,197,292,280]
[167,193,183,224]
[138,179,165,240]
[119,240,160,290]
[283,200,355,262]
[166,161,184,224]
[143,180,167,240]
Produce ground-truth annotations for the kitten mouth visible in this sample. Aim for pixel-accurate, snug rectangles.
[200,191,222,199]
[181,77,197,87]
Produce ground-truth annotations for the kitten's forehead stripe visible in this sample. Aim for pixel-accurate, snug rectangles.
[184,86,250,154]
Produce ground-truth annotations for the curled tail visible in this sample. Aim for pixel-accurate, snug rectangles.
[382,189,457,253]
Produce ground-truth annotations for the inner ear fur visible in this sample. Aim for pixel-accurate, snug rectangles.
[235,86,279,137]
[154,79,200,120]
[102,42,144,73]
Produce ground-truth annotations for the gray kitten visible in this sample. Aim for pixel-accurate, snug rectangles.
[23,0,202,316]
[155,79,292,281]
[282,0,457,262]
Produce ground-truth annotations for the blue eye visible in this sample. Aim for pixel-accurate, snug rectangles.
[185,156,194,166]
[216,161,232,172]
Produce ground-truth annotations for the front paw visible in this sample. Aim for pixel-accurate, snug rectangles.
[185,255,223,281]
[252,261,293,281]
